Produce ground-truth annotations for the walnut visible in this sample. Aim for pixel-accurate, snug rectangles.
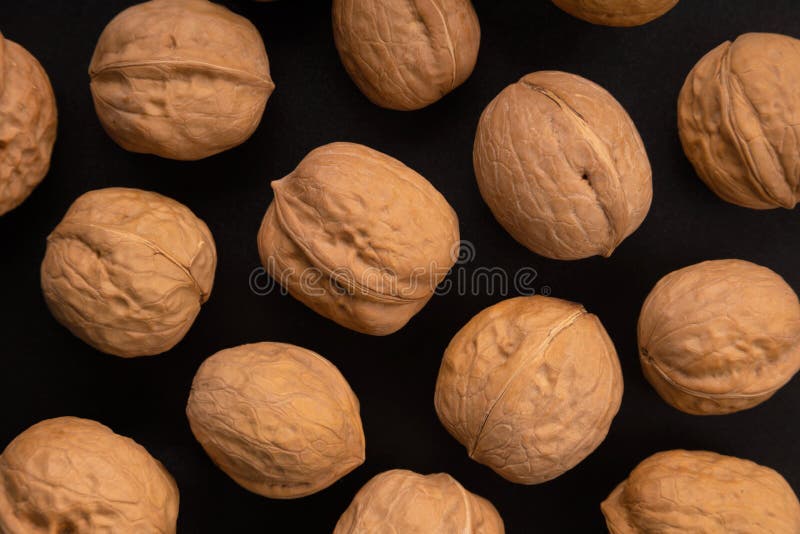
[0,417,179,534]
[474,71,652,260]
[638,259,800,415]
[332,0,480,110]
[41,187,217,358]
[601,450,800,533]
[434,295,623,484]
[678,33,800,209]
[186,342,365,499]
[333,469,504,533]
[89,0,275,161]
[257,142,460,335]
[551,0,679,27]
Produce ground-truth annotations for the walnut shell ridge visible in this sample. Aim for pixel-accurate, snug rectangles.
[41,187,217,358]
[601,450,800,534]
[0,417,179,534]
[333,469,504,533]
[186,342,365,499]
[551,0,678,27]
[638,259,800,415]
[474,71,652,260]
[434,296,623,484]
[89,0,275,161]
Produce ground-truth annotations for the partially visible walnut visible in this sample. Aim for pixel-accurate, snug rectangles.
[552,0,678,27]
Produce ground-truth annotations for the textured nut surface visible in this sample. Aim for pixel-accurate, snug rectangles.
[434,296,623,484]
[89,0,275,160]
[0,34,57,216]
[333,469,504,533]
[258,142,459,335]
[601,450,800,534]
[552,0,678,27]
[678,33,800,209]
[186,342,365,499]
[41,187,217,358]
[474,71,652,260]
[0,417,179,534]
[332,0,480,110]
[638,259,800,415]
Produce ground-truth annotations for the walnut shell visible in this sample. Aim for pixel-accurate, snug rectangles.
[257,142,460,335]
[333,469,504,533]
[41,187,217,358]
[0,417,179,534]
[332,0,480,111]
[601,450,800,533]
[638,259,800,415]
[186,342,365,499]
[89,0,275,161]
[474,71,652,260]
[0,34,57,216]
[434,296,623,484]
[551,0,678,27]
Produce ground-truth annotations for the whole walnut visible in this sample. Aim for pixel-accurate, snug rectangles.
[89,0,275,160]
[332,0,480,110]
[474,71,652,260]
[0,33,57,216]
[551,0,678,27]
[257,142,459,335]
[678,33,800,209]
[434,295,623,484]
[0,417,179,534]
[186,342,365,499]
[638,259,800,415]
[333,469,504,533]
[41,187,217,358]
[601,450,800,533]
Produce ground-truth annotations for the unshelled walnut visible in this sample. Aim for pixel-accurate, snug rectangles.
[638,259,800,415]
[0,417,179,534]
[332,0,480,110]
[333,469,504,533]
[257,142,459,335]
[41,187,217,358]
[552,0,678,27]
[0,33,57,216]
[678,33,800,209]
[186,342,365,499]
[474,71,652,260]
[89,0,275,160]
[601,450,800,533]
[434,295,623,484]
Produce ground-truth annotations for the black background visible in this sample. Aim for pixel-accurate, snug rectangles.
[1,1,799,532]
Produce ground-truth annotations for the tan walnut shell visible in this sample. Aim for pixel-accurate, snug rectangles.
[0,33,57,216]
[89,0,275,161]
[332,0,480,111]
[601,450,800,533]
[678,33,800,209]
[186,342,365,499]
[552,0,678,27]
[638,259,800,415]
[41,187,217,358]
[0,417,179,534]
[434,295,623,484]
[474,71,652,260]
[333,469,504,533]
[257,142,460,335]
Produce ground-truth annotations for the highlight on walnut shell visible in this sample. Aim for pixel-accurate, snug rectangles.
[474,71,652,260]
[40,187,217,358]
[333,469,504,533]
[601,450,800,533]
[257,142,460,336]
[552,0,678,27]
[332,0,480,110]
[638,259,800,415]
[0,417,179,534]
[89,0,275,160]
[186,342,365,499]
[434,295,623,484]
[678,33,800,209]
[0,33,57,216]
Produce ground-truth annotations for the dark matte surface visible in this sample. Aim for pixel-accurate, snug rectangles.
[1,1,798,532]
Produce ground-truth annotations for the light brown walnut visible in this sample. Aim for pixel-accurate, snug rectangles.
[552,0,678,27]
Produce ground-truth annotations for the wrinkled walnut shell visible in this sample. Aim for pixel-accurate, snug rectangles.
[552,0,678,27]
